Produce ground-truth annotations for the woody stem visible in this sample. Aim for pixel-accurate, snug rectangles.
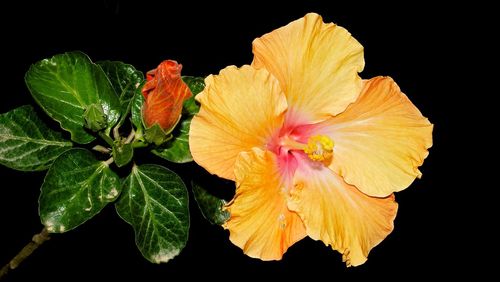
[0,228,50,280]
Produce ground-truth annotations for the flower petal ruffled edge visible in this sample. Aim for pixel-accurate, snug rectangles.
[224,148,306,260]
[189,65,287,180]
[252,12,365,124]
[324,76,433,197]
[288,155,398,266]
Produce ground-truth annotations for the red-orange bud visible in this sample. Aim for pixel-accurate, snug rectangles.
[141,60,192,132]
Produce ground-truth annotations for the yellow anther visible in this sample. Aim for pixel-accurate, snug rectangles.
[304,135,334,162]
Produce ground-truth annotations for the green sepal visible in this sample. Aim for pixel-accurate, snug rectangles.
[144,123,174,146]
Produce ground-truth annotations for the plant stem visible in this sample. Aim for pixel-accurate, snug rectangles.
[124,129,135,144]
[92,145,111,154]
[0,228,50,280]
[132,140,148,148]
[103,157,114,166]
[98,132,114,147]
[113,125,121,141]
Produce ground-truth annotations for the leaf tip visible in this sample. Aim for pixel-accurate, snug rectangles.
[151,249,180,264]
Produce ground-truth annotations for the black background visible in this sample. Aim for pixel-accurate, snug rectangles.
[0,1,473,280]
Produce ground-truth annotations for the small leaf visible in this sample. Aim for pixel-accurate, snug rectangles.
[25,51,121,144]
[112,142,133,167]
[192,181,229,225]
[152,118,192,163]
[130,89,145,131]
[182,76,205,115]
[98,61,144,124]
[39,148,121,233]
[0,105,72,171]
[116,164,189,264]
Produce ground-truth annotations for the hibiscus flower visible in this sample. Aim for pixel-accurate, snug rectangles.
[189,13,432,266]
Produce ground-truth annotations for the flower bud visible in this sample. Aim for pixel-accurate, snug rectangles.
[142,60,192,133]
[83,103,107,132]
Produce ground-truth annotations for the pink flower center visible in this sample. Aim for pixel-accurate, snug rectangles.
[267,113,334,177]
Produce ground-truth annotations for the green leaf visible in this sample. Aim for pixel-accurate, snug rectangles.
[116,164,189,263]
[192,181,229,225]
[152,118,192,163]
[182,76,205,95]
[39,148,121,233]
[25,51,121,144]
[182,76,205,115]
[130,89,145,131]
[0,105,72,171]
[98,61,144,124]
[112,142,133,167]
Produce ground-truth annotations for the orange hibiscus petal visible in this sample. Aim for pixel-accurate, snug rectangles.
[288,157,398,267]
[252,13,364,123]
[189,65,287,180]
[311,77,433,197]
[224,148,306,260]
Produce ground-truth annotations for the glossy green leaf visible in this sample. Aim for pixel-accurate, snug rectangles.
[152,118,192,163]
[131,89,145,131]
[182,76,205,115]
[39,148,121,233]
[98,61,144,124]
[0,105,72,171]
[116,164,189,263]
[192,181,229,225]
[25,51,121,144]
[113,142,133,167]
